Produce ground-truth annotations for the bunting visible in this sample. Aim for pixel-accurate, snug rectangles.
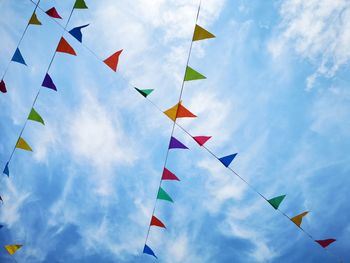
[45,7,62,19]
[184,66,206,81]
[69,24,89,42]
[15,137,33,152]
[291,211,309,227]
[143,244,157,258]
[135,87,154,98]
[267,195,286,210]
[4,244,22,255]
[3,162,9,177]
[28,108,45,125]
[150,215,166,228]
[193,136,211,146]
[56,37,77,55]
[0,80,7,93]
[163,102,197,121]
[74,0,89,9]
[28,12,41,25]
[157,187,173,202]
[11,48,27,65]
[162,168,180,181]
[169,136,188,150]
[42,73,56,91]
[315,239,336,248]
[103,50,123,72]
[192,24,215,41]
[0,196,3,202]
[218,153,237,167]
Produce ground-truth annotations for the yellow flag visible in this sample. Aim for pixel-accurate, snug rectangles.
[16,137,33,151]
[291,211,309,227]
[192,24,215,41]
[164,103,180,121]
[4,244,23,255]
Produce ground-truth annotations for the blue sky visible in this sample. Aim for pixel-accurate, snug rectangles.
[1,0,350,262]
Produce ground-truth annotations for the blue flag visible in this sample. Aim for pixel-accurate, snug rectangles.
[3,162,9,177]
[218,153,237,167]
[69,24,89,42]
[11,48,27,65]
[143,244,157,258]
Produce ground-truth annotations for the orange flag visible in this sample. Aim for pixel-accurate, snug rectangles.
[56,37,76,55]
[164,102,196,121]
[291,211,309,227]
[103,50,123,71]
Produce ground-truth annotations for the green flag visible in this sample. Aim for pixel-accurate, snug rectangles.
[134,87,154,98]
[184,66,206,81]
[28,108,44,125]
[74,0,88,9]
[157,187,173,202]
[267,195,286,210]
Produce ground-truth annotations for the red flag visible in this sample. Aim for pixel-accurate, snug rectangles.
[0,80,7,93]
[150,215,166,228]
[193,136,211,146]
[103,50,123,71]
[315,239,336,248]
[162,168,180,181]
[56,37,76,55]
[45,7,62,19]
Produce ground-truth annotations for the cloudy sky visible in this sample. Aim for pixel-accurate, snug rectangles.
[0,0,349,262]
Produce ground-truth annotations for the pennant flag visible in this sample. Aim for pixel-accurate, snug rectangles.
[0,196,3,202]
[267,195,286,210]
[150,215,166,228]
[28,108,44,125]
[163,102,197,121]
[103,50,123,71]
[134,87,154,98]
[184,66,206,81]
[192,24,215,41]
[3,162,9,177]
[11,48,27,65]
[315,239,336,248]
[28,12,41,25]
[0,80,7,93]
[42,73,56,91]
[45,7,62,19]
[69,24,89,42]
[193,136,211,146]
[143,244,157,258]
[157,187,173,202]
[56,37,76,55]
[291,211,309,227]
[16,137,33,152]
[74,0,88,9]
[169,136,188,150]
[218,153,237,167]
[4,244,22,255]
[162,167,180,181]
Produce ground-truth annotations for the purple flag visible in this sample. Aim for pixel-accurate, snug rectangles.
[169,136,188,149]
[41,73,56,91]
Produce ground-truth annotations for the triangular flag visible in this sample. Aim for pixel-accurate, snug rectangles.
[41,73,56,91]
[150,215,166,228]
[69,24,89,42]
[56,37,76,55]
[143,244,157,258]
[28,12,41,25]
[162,168,180,181]
[28,108,44,125]
[164,102,197,121]
[193,136,211,146]
[103,50,123,71]
[157,187,173,202]
[267,195,286,210]
[4,244,22,255]
[0,196,3,202]
[45,7,62,19]
[192,24,215,41]
[218,153,237,167]
[291,211,309,227]
[16,137,33,152]
[0,80,7,93]
[11,48,27,65]
[315,239,336,248]
[74,0,88,9]
[169,136,188,149]
[134,87,153,98]
[3,162,9,177]
[184,66,206,81]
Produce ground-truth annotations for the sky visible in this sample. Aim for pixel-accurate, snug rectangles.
[0,0,350,262]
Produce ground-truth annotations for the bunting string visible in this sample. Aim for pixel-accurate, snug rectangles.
[0,0,41,93]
